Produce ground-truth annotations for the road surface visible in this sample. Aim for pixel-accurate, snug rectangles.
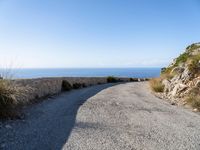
[0,82,200,150]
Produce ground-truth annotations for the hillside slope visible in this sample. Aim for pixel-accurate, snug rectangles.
[157,43,200,110]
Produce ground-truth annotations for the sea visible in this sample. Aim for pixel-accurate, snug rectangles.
[0,68,161,79]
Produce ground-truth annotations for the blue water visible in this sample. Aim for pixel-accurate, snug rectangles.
[0,68,161,79]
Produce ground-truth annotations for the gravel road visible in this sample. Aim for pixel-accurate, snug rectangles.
[1,82,200,150]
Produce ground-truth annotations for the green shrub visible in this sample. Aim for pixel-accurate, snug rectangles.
[174,53,189,66]
[130,78,138,82]
[161,66,174,75]
[73,83,82,89]
[107,76,117,83]
[61,80,72,91]
[82,83,87,88]
[149,78,164,93]
[162,52,189,75]
[162,43,200,76]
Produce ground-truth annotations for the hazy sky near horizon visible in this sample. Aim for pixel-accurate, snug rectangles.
[0,0,200,68]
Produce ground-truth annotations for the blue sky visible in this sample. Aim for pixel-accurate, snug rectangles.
[0,0,200,68]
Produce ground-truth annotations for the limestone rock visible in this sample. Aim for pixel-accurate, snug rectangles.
[180,67,192,83]
[162,79,171,93]
[195,80,200,88]
[159,43,200,107]
[193,108,198,112]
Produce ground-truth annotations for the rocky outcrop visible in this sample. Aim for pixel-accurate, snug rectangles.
[161,43,200,106]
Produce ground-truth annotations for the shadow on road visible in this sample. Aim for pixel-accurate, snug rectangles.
[54,83,118,150]
[0,83,119,150]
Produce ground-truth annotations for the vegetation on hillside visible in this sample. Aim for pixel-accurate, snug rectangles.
[186,43,200,52]
[188,54,200,74]
[186,87,200,111]
[150,42,200,111]
[162,43,200,76]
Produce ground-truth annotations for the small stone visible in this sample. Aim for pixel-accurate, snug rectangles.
[5,125,12,129]
[182,102,187,105]
[193,108,198,112]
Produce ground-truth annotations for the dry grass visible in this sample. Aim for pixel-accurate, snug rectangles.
[149,78,165,93]
[187,54,200,75]
[0,80,28,119]
[186,95,200,111]
[161,72,176,80]
[186,87,200,111]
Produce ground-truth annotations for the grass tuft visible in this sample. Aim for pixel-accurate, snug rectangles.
[186,87,200,110]
[0,80,26,119]
[149,78,164,93]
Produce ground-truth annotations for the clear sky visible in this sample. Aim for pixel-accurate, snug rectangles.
[0,0,200,68]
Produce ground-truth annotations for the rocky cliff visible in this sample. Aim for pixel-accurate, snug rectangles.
[160,43,200,110]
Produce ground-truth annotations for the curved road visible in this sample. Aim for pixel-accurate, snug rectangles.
[1,82,200,150]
